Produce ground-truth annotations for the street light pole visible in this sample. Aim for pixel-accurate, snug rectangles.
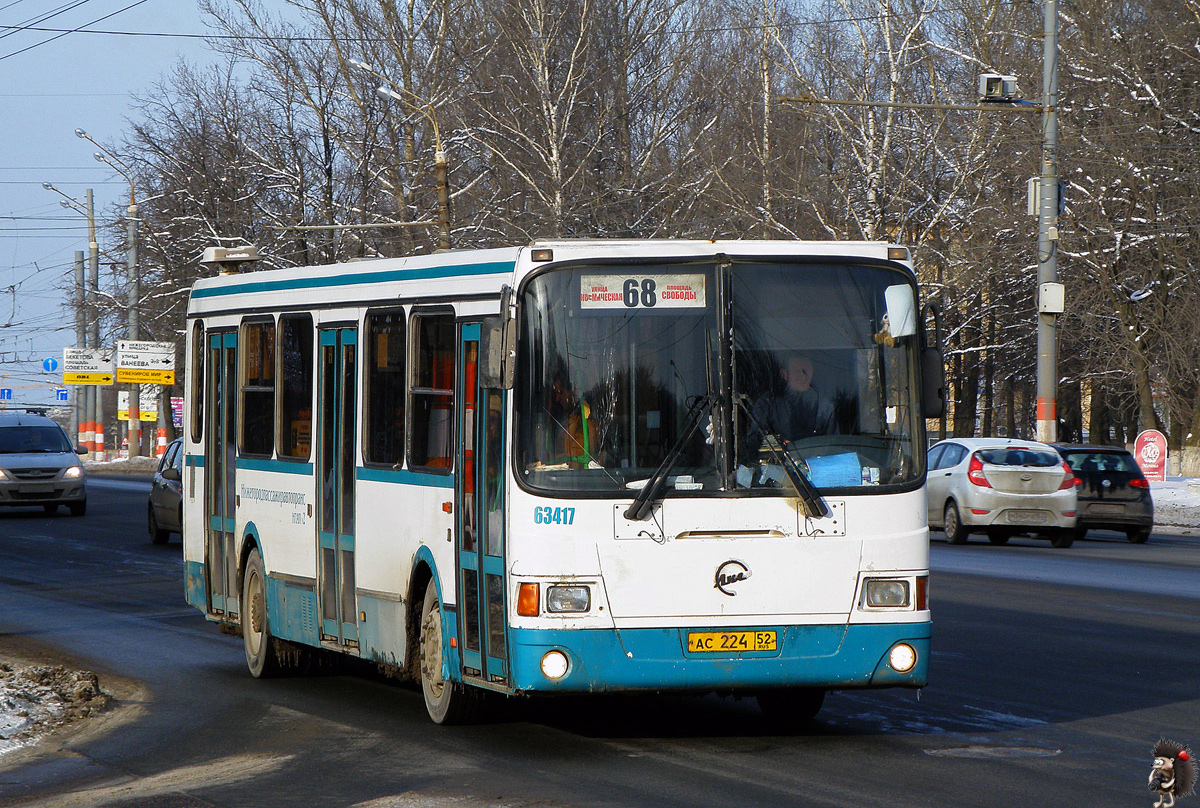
[349,61,452,251]
[1035,0,1060,443]
[77,128,141,457]
[43,182,102,458]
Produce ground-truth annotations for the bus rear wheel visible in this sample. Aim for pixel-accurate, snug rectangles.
[242,547,284,678]
[757,688,826,727]
[418,583,481,725]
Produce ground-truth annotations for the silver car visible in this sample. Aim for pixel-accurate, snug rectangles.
[0,411,88,516]
[927,437,1078,547]
[148,438,183,544]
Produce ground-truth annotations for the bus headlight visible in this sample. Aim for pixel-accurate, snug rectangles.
[862,579,910,609]
[889,643,917,673]
[540,650,570,680]
[546,585,590,613]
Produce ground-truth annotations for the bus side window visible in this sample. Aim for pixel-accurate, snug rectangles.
[409,311,455,471]
[365,308,406,468]
[240,319,276,457]
[189,320,204,443]
[279,314,314,460]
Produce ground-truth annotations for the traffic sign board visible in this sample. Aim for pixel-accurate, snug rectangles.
[116,340,175,385]
[63,348,115,385]
[43,357,59,373]
[56,388,69,402]
[0,388,11,401]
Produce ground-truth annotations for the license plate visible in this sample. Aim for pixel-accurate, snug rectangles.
[1008,509,1048,524]
[19,483,54,495]
[687,630,777,653]
[1091,503,1125,514]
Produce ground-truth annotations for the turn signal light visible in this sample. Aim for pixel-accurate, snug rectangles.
[916,576,928,611]
[517,582,540,616]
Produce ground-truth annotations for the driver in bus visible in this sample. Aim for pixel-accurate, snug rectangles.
[534,371,600,469]
[740,352,833,459]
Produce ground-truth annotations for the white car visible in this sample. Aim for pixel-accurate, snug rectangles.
[927,437,1078,547]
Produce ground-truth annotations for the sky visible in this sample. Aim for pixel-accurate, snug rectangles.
[0,0,218,408]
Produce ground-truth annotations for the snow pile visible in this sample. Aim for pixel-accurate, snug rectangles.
[1151,479,1200,528]
[83,455,160,475]
[0,662,109,757]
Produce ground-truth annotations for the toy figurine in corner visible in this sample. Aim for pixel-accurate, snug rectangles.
[1149,738,1196,808]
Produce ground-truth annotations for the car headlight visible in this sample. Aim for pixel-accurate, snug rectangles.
[546,585,591,613]
[861,579,910,609]
[0,468,8,481]
[63,466,84,479]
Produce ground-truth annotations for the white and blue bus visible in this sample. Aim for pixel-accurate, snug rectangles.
[182,239,943,724]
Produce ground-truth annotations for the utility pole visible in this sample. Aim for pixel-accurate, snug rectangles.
[73,251,86,448]
[78,129,141,457]
[1035,0,1060,443]
[87,189,102,460]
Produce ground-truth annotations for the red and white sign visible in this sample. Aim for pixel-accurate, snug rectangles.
[1134,429,1167,481]
[580,274,707,310]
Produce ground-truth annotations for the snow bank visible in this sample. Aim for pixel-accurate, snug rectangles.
[0,662,109,757]
[1150,478,1200,528]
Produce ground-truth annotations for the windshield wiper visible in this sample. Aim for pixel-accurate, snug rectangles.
[623,395,712,521]
[737,396,829,518]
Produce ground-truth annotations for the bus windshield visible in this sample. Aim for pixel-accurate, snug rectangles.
[516,260,923,495]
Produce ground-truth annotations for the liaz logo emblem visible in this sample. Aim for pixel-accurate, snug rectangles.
[714,560,752,596]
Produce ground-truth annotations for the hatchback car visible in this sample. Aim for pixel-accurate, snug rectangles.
[927,437,1078,547]
[148,438,183,544]
[1053,443,1154,543]
[0,411,87,515]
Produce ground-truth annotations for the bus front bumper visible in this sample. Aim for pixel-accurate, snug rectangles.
[506,621,930,693]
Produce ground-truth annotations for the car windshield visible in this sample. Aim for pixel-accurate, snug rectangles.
[1062,451,1139,473]
[515,259,924,495]
[977,448,1061,467]
[0,425,72,454]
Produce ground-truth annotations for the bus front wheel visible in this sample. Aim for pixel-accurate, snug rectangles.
[418,583,481,725]
[242,547,284,678]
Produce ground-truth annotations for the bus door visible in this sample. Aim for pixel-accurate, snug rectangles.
[204,331,238,617]
[317,327,359,648]
[456,324,509,684]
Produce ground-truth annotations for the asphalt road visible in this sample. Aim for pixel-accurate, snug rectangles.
[0,477,1197,808]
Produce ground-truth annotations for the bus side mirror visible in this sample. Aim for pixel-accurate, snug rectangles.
[922,347,945,418]
[481,316,515,389]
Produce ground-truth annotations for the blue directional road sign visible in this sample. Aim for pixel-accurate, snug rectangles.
[43,357,59,373]
[0,388,12,401]
[56,388,69,402]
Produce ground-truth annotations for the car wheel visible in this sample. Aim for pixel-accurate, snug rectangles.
[67,500,86,517]
[149,503,171,544]
[43,504,58,515]
[943,502,969,544]
[1073,525,1088,540]
[986,528,1011,545]
[1126,527,1152,544]
[419,582,482,725]
[757,688,826,727]
[1049,530,1074,549]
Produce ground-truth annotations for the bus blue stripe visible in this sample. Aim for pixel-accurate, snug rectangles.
[236,457,314,475]
[357,466,455,489]
[190,260,514,299]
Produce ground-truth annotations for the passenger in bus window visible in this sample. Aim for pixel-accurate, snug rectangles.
[741,352,833,458]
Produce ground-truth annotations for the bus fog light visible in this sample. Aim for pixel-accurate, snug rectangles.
[889,643,917,673]
[547,585,590,613]
[863,579,910,608]
[540,650,570,680]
